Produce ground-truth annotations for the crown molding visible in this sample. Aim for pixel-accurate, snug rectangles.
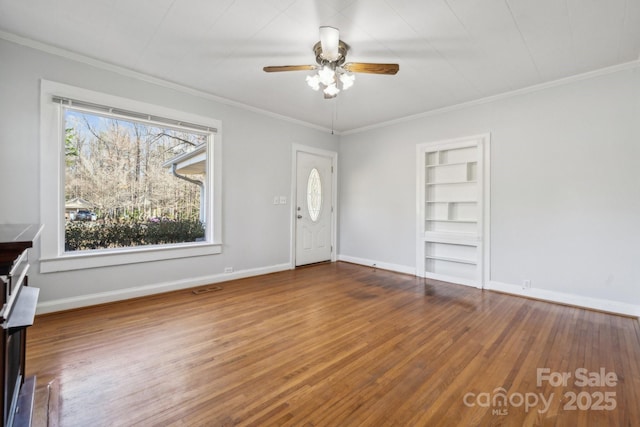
[0,30,335,135]
[2,30,637,137]
[342,59,640,135]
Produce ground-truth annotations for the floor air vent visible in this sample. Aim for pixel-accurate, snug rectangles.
[192,286,223,295]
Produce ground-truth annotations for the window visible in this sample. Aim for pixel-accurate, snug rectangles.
[40,80,222,272]
[63,106,209,251]
[306,168,322,222]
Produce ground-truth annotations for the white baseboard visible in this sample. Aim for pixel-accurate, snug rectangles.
[339,255,638,317]
[36,260,639,318]
[338,254,416,276]
[488,280,640,317]
[36,263,292,314]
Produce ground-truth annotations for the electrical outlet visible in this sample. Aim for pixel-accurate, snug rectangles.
[279,196,287,204]
[224,267,233,273]
[523,279,531,289]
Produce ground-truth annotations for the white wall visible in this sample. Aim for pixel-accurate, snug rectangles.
[2,35,638,316]
[338,65,640,315]
[0,38,338,311]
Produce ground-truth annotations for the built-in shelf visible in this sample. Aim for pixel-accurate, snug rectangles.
[425,219,476,223]
[426,180,477,186]
[425,200,478,231]
[425,161,470,168]
[425,200,477,203]
[425,255,477,265]
[424,231,478,242]
[419,140,484,287]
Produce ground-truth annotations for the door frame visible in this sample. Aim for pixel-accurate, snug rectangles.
[290,144,338,268]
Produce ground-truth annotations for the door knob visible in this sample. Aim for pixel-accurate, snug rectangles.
[297,215,303,219]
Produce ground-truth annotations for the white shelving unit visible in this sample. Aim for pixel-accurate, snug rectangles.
[416,135,490,288]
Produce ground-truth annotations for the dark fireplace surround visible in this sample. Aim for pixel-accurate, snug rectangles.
[0,224,41,427]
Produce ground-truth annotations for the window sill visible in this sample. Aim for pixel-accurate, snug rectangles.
[39,242,222,273]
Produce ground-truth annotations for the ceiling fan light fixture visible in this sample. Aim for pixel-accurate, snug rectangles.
[265,26,397,99]
[306,67,354,97]
[323,83,340,97]
[318,65,336,86]
[306,74,321,91]
[339,72,355,90]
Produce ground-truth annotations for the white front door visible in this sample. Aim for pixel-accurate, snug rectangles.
[295,151,333,266]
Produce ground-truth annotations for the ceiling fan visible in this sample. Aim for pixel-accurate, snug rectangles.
[264,26,399,99]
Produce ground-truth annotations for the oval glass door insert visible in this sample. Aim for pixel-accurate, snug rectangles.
[306,168,322,222]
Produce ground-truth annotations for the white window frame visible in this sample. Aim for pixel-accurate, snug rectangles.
[39,80,222,273]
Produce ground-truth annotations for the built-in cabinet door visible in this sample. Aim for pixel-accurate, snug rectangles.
[416,134,490,288]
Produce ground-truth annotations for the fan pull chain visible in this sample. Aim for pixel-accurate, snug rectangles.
[331,98,337,135]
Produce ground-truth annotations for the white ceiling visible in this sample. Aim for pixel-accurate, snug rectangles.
[1,0,639,132]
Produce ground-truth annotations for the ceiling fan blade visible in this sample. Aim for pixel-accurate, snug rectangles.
[344,62,399,75]
[263,65,316,72]
[319,26,340,61]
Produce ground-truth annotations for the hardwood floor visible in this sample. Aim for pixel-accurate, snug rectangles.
[27,262,640,426]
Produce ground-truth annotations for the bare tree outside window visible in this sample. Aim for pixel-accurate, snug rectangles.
[64,109,209,251]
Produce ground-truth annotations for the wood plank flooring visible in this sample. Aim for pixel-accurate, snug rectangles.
[26,262,640,426]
